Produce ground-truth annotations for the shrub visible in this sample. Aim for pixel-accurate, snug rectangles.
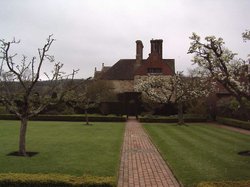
[42,102,76,115]
[197,180,250,187]
[216,117,250,130]
[216,97,250,121]
[0,105,8,114]
[0,173,115,187]
[186,98,208,115]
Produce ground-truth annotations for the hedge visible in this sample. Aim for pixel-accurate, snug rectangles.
[197,180,250,187]
[216,117,250,130]
[0,114,126,122]
[0,173,115,187]
[0,114,18,120]
[139,115,207,123]
[0,114,207,123]
[139,118,207,123]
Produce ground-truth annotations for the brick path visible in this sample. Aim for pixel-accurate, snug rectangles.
[117,118,180,187]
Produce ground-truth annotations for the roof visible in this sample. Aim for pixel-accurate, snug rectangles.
[102,66,111,72]
[99,58,175,80]
[100,59,136,80]
[163,59,175,73]
[94,66,111,79]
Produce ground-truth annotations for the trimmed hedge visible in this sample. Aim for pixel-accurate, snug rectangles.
[0,114,19,120]
[197,180,250,187]
[139,115,207,123]
[0,114,207,123]
[0,173,115,187]
[139,117,207,123]
[216,117,250,130]
[0,114,126,122]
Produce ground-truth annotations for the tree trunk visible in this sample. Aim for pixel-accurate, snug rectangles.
[85,109,89,125]
[238,98,249,120]
[178,101,184,125]
[19,117,28,156]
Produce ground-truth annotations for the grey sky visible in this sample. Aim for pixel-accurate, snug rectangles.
[0,0,249,79]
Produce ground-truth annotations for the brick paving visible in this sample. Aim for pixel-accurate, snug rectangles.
[117,118,180,187]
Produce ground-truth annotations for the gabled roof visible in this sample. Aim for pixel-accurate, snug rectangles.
[163,59,175,73]
[96,39,176,81]
[99,57,175,80]
[134,52,175,76]
[100,59,137,80]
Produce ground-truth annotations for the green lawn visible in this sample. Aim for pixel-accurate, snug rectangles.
[0,120,124,177]
[144,123,250,187]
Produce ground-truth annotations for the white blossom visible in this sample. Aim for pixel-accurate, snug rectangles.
[188,31,250,101]
[134,72,211,104]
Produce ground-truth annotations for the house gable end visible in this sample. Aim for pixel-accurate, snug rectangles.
[134,53,174,76]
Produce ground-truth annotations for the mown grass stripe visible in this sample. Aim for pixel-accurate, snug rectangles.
[159,125,234,172]
[173,126,249,175]
[144,123,250,187]
[173,126,248,153]
[190,124,250,143]
[145,125,222,184]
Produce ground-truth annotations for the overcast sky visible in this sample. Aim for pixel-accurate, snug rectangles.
[0,0,249,79]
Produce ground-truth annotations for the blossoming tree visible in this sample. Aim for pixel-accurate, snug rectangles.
[188,31,250,110]
[135,71,211,124]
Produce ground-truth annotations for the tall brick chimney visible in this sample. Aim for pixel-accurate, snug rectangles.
[150,39,163,59]
[136,40,143,65]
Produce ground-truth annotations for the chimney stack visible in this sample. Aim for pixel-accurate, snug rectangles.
[136,40,143,65]
[150,39,163,59]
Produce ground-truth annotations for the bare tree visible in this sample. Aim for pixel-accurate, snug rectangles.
[65,78,95,125]
[65,79,115,125]
[0,35,78,156]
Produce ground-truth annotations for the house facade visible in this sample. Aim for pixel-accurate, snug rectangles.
[94,39,175,93]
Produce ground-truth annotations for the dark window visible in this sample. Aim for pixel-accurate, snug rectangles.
[147,68,162,74]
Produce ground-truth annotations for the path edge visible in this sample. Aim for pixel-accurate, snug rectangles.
[142,123,183,187]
